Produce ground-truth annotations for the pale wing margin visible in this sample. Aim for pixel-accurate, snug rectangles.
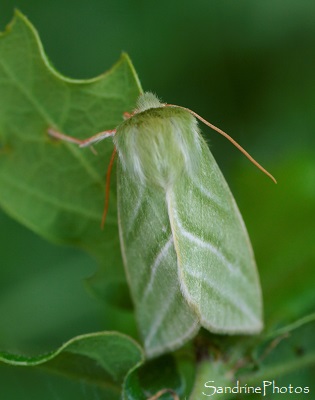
[167,139,263,334]
[117,161,200,358]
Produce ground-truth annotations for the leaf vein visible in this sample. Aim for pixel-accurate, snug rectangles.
[0,172,111,222]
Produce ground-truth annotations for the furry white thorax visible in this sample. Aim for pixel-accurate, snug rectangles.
[114,93,202,190]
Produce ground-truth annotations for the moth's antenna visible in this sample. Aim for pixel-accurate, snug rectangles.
[101,147,117,229]
[167,105,277,184]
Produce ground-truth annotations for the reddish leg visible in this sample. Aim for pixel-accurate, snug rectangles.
[48,127,116,147]
[48,126,118,229]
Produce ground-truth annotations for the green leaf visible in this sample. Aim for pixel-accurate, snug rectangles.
[0,12,145,397]
[123,350,196,400]
[0,214,99,351]
[0,10,141,276]
[0,332,144,399]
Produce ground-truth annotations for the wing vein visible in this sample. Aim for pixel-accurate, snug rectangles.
[185,268,258,322]
[144,289,177,347]
[142,235,174,300]
[170,199,237,274]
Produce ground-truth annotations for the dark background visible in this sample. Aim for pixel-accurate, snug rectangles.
[1,0,314,358]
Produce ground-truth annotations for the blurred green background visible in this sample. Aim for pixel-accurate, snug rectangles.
[0,0,314,373]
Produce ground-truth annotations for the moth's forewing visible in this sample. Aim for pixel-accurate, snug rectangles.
[117,161,200,358]
[168,136,263,333]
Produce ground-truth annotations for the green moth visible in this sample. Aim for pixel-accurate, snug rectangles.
[49,92,275,358]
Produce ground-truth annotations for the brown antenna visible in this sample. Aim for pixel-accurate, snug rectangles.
[167,105,277,184]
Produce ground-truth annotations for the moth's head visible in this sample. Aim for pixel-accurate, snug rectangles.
[135,92,165,113]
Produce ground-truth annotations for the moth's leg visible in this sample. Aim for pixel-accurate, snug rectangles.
[48,128,116,147]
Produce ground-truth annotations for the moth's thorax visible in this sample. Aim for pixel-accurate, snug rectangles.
[114,105,202,189]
